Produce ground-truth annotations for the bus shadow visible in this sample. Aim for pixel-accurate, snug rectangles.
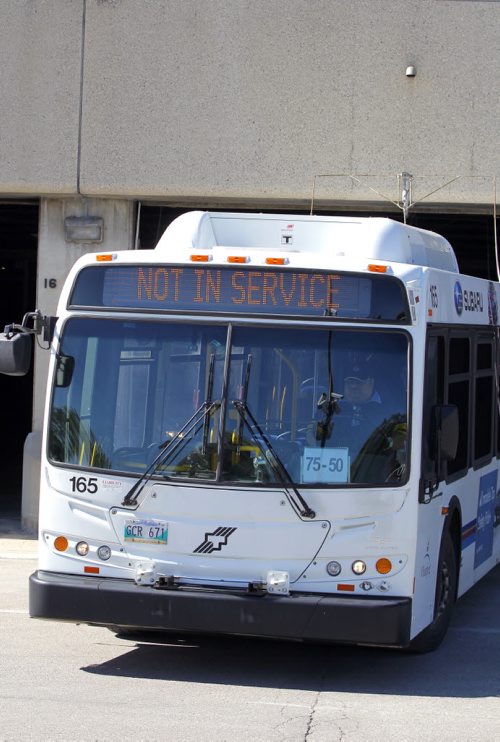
[82,565,500,699]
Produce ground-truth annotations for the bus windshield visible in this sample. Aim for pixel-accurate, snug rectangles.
[48,318,409,486]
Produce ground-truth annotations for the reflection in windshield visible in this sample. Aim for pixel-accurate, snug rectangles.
[49,319,409,486]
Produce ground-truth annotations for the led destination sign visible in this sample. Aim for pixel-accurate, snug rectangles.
[70,265,409,321]
[109,266,368,315]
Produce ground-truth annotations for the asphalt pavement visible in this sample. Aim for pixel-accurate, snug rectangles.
[0,515,37,559]
[1,511,500,741]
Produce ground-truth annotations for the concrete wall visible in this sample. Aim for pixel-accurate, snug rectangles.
[33,197,135,428]
[21,196,134,530]
[0,0,498,207]
[0,1,82,195]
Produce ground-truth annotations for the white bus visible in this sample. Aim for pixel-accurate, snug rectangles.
[2,211,499,651]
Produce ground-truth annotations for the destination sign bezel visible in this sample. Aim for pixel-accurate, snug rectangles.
[69,264,410,323]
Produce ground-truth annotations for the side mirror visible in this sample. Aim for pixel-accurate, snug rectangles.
[0,331,33,376]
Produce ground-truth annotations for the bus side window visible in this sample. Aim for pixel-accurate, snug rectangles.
[498,330,500,456]
[473,336,494,465]
[421,335,444,477]
[447,336,470,478]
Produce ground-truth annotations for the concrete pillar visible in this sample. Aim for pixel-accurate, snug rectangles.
[22,197,135,531]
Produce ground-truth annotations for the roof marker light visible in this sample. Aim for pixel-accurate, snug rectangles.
[367,264,388,273]
[265,257,289,265]
[96,254,114,262]
[227,256,249,264]
[190,254,211,262]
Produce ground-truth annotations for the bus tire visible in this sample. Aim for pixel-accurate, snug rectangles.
[408,529,457,653]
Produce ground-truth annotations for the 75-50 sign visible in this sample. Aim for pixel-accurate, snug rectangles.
[302,448,350,484]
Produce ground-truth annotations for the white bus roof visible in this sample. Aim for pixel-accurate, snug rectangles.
[156,211,459,273]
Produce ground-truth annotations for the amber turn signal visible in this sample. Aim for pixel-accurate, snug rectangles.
[376,558,392,574]
[54,536,69,552]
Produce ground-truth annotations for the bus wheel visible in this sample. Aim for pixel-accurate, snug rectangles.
[408,530,457,653]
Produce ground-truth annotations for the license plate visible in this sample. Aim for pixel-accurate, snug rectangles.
[124,519,168,544]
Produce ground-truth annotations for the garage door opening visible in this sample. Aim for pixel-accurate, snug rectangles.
[0,202,38,516]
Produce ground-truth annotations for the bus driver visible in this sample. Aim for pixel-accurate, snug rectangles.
[341,355,383,428]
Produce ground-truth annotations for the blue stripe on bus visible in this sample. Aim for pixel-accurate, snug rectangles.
[461,519,477,550]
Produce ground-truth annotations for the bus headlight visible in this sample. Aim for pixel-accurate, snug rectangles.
[326,561,342,577]
[97,545,111,561]
[75,541,89,556]
[352,560,367,575]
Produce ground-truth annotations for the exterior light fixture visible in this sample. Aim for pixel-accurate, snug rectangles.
[64,216,103,243]
[97,545,111,561]
[352,560,367,575]
[405,65,416,77]
[326,560,342,577]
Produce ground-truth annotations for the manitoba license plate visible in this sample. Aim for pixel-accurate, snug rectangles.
[124,519,168,544]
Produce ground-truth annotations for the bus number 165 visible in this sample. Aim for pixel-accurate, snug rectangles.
[69,476,98,494]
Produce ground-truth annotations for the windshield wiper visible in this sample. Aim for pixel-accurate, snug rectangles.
[122,353,218,506]
[316,329,343,447]
[235,353,252,449]
[232,400,316,519]
[315,390,343,445]
[121,398,220,507]
[202,353,216,456]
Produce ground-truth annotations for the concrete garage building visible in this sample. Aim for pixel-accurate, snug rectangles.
[0,0,498,528]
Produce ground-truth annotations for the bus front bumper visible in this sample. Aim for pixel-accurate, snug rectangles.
[29,570,412,647]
